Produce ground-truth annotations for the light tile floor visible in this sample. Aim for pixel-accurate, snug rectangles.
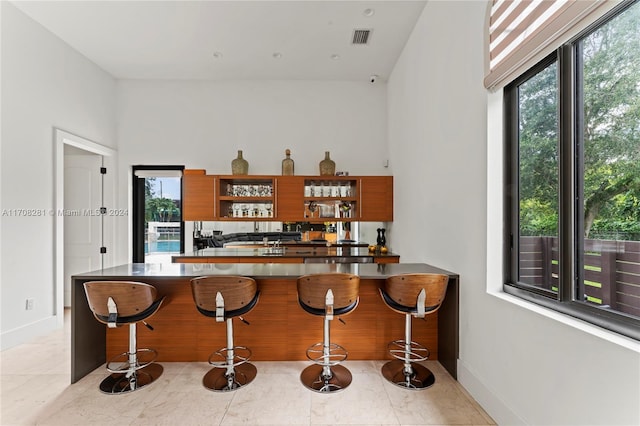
[0,310,495,426]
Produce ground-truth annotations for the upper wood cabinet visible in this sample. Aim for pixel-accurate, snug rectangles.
[359,176,393,222]
[216,176,274,220]
[182,170,215,221]
[182,171,393,222]
[300,177,359,222]
[275,176,304,222]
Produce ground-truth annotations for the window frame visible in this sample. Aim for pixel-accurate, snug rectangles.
[503,1,640,341]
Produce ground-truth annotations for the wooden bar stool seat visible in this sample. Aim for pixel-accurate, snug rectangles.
[83,281,165,394]
[190,276,260,391]
[380,273,448,390]
[297,273,360,393]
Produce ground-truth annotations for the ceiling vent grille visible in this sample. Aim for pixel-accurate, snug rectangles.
[352,29,371,45]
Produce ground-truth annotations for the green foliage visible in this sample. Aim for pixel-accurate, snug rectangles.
[518,3,640,240]
[519,198,558,236]
[144,177,179,223]
[146,197,179,222]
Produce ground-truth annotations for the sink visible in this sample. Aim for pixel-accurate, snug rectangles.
[261,248,285,256]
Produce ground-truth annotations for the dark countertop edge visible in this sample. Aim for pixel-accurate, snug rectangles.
[171,248,399,259]
[171,253,400,259]
[72,263,458,280]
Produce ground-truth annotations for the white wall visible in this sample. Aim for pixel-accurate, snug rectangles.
[0,2,116,348]
[388,1,639,425]
[115,79,389,262]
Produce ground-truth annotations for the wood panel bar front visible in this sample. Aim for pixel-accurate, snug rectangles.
[72,263,458,383]
[101,278,439,363]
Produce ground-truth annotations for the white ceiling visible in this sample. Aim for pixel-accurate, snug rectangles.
[11,0,427,82]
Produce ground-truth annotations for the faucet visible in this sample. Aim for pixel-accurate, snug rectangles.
[296,224,302,232]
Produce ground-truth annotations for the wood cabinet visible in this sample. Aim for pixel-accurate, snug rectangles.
[182,171,393,222]
[182,170,215,221]
[215,176,274,220]
[274,176,304,222]
[301,176,359,222]
[359,176,393,221]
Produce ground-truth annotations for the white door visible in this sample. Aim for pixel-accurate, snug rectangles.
[64,152,103,307]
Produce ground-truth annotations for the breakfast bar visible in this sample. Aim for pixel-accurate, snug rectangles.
[71,262,459,383]
[172,246,400,264]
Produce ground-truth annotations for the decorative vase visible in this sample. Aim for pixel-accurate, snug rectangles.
[376,228,386,246]
[282,149,294,175]
[231,150,249,175]
[319,151,335,176]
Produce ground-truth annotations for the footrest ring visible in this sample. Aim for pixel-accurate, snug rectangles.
[106,348,158,374]
[306,342,348,366]
[208,346,252,368]
[387,339,429,362]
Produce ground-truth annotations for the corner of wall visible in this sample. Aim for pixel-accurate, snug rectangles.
[457,359,526,426]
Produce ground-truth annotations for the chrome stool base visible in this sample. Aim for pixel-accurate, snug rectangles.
[381,360,435,390]
[203,362,257,391]
[99,362,163,394]
[300,364,352,393]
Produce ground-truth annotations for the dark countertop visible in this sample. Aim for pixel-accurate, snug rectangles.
[172,246,399,261]
[73,262,456,280]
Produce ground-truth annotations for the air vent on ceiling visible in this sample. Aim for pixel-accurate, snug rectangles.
[352,29,372,45]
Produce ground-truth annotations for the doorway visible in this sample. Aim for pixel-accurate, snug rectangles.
[54,129,116,324]
[132,166,184,263]
[63,146,103,307]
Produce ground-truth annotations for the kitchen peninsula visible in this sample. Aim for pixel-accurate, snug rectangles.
[172,246,400,264]
[71,263,458,384]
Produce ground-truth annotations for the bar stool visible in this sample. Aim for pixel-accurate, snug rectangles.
[379,273,448,390]
[297,273,360,393]
[83,281,165,394]
[190,276,260,391]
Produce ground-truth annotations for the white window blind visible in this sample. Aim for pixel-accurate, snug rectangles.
[485,0,618,90]
[133,170,183,178]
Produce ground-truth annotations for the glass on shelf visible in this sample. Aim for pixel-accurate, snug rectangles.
[331,182,339,197]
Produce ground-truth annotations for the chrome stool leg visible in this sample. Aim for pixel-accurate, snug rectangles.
[300,314,352,393]
[203,317,257,392]
[381,313,435,390]
[100,323,164,394]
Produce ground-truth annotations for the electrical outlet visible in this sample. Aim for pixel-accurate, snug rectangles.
[26,298,34,310]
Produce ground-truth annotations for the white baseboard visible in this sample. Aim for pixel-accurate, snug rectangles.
[0,315,60,350]
[458,359,526,426]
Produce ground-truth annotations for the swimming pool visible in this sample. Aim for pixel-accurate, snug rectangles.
[145,240,181,253]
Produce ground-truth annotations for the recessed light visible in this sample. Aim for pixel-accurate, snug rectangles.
[363,8,375,17]
[330,54,340,60]
[212,51,223,59]
[272,52,283,59]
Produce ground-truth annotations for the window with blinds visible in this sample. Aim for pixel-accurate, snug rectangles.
[484,0,614,90]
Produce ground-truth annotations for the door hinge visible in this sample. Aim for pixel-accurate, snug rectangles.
[100,247,107,254]
[100,167,107,174]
